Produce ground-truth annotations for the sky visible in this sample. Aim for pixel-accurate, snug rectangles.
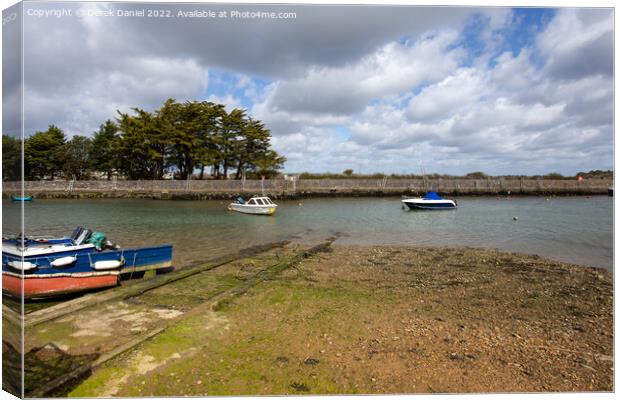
[2,1,614,175]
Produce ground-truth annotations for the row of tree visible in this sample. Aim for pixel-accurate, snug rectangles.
[2,99,286,181]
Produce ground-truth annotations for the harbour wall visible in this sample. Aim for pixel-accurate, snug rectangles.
[1,178,612,199]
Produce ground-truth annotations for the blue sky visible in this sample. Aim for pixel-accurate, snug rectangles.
[7,3,614,176]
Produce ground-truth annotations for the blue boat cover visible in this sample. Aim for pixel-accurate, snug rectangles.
[423,191,443,200]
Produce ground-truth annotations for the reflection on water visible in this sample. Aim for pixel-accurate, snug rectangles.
[2,196,613,270]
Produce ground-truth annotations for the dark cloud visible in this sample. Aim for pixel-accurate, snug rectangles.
[2,2,23,137]
[2,2,613,175]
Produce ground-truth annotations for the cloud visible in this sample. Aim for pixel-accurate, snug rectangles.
[24,55,209,135]
[536,8,613,80]
[263,31,464,116]
[3,4,613,175]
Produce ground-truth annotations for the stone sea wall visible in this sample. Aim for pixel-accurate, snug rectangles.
[2,178,612,199]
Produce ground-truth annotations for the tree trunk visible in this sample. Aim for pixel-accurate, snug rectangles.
[235,160,244,180]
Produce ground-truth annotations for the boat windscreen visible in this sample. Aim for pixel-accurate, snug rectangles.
[423,191,443,200]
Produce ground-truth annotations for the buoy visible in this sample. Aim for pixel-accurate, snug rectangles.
[513,216,519,221]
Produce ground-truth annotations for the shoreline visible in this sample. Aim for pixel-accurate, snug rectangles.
[7,242,612,396]
[2,191,612,200]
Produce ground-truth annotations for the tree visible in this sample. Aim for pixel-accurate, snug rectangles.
[2,134,21,181]
[19,98,286,181]
[114,109,168,180]
[217,109,246,179]
[252,150,286,178]
[24,125,66,179]
[543,172,564,180]
[465,171,488,179]
[343,169,354,176]
[60,136,92,180]
[89,120,118,180]
[234,118,270,179]
[194,102,225,179]
[159,100,207,180]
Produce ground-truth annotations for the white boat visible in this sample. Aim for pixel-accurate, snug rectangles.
[228,196,278,215]
[402,191,457,210]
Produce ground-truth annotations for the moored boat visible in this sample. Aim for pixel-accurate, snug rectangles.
[11,194,33,201]
[228,196,278,215]
[2,227,173,298]
[402,191,457,210]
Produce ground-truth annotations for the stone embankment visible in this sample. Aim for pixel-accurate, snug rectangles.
[2,178,612,199]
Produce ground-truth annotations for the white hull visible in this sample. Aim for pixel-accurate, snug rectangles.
[402,198,457,209]
[228,203,277,215]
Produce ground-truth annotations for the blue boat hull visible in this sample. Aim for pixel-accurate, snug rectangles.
[404,202,456,210]
[2,244,173,298]
[11,195,32,201]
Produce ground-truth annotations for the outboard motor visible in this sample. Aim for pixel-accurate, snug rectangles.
[74,229,92,245]
[70,226,85,242]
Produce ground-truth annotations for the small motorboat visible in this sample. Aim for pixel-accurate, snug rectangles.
[402,191,457,210]
[11,195,33,201]
[228,196,278,215]
[2,226,173,298]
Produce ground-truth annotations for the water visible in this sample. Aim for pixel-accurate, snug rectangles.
[2,196,613,270]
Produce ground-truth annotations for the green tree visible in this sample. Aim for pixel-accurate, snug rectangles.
[253,150,286,178]
[2,134,22,181]
[465,171,488,179]
[89,120,118,180]
[343,169,354,176]
[60,135,92,180]
[159,99,205,180]
[216,109,246,179]
[194,102,225,180]
[115,109,167,180]
[24,125,66,179]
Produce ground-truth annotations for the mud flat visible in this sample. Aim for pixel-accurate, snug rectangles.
[19,244,612,396]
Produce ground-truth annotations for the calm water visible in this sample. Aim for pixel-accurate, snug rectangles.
[2,196,613,270]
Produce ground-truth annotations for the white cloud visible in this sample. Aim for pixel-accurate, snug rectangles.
[8,5,613,175]
[24,56,209,135]
[536,8,613,79]
[263,31,464,116]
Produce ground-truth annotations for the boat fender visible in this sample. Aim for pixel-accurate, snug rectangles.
[92,257,125,270]
[51,256,77,268]
[8,260,37,271]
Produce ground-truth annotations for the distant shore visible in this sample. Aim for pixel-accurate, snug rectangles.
[2,178,612,200]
